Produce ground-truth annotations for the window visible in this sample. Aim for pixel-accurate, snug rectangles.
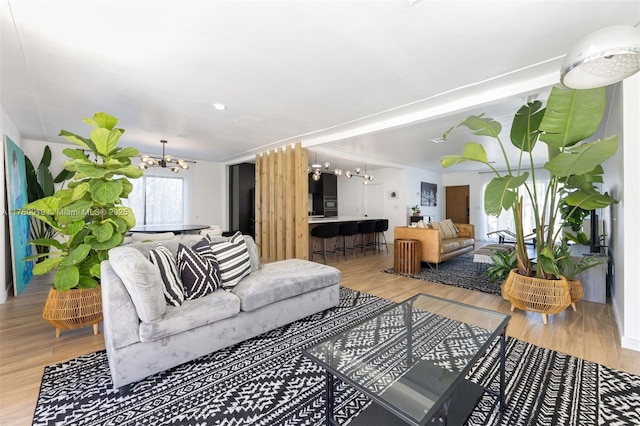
[124,176,184,225]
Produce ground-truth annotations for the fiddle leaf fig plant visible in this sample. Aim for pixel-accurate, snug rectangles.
[22,112,143,291]
[441,86,618,279]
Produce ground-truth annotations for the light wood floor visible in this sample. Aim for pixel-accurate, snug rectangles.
[1,245,638,425]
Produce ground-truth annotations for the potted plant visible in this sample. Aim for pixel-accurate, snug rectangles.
[555,239,607,311]
[411,205,421,216]
[441,86,618,322]
[21,112,143,336]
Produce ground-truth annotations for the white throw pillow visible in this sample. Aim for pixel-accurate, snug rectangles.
[209,231,252,289]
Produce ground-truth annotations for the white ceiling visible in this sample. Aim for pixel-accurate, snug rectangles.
[2,0,639,173]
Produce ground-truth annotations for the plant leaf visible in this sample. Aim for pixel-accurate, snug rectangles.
[88,222,114,242]
[510,101,544,152]
[91,127,122,157]
[88,179,123,204]
[459,114,502,138]
[565,190,618,210]
[84,112,119,130]
[32,257,63,275]
[111,164,144,178]
[28,238,65,250]
[59,129,98,153]
[63,148,91,162]
[54,265,80,291]
[60,244,92,266]
[545,136,618,177]
[111,146,140,159]
[539,86,606,148]
[484,173,528,216]
[89,233,123,251]
[75,163,108,178]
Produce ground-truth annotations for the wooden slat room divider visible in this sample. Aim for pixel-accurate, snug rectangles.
[255,142,309,262]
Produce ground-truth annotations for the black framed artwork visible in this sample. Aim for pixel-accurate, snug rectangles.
[420,182,437,207]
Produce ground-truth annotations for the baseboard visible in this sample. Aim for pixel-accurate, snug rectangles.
[621,336,640,352]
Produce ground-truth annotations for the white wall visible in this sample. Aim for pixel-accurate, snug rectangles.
[1,105,24,303]
[338,165,444,241]
[619,75,640,351]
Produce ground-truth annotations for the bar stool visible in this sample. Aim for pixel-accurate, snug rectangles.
[373,219,389,253]
[336,222,358,259]
[310,223,339,264]
[355,220,376,256]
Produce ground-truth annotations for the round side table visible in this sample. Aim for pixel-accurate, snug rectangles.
[394,239,421,275]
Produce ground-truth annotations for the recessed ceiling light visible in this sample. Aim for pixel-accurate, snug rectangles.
[430,137,446,144]
[212,103,227,110]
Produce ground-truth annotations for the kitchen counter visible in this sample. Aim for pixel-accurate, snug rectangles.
[308,216,382,224]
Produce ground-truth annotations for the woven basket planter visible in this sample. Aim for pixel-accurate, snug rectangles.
[568,279,584,311]
[42,287,103,338]
[502,269,571,324]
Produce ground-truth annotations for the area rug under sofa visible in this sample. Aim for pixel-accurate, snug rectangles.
[33,287,640,425]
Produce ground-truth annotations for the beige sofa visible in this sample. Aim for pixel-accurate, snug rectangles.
[394,222,475,265]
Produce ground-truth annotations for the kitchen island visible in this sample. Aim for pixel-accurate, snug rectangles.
[308,216,383,224]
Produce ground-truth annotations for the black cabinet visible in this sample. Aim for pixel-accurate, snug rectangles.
[229,163,255,238]
[309,172,337,215]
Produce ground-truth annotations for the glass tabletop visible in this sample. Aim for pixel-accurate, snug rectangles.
[303,293,510,425]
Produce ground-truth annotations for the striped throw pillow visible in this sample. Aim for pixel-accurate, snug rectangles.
[431,219,459,240]
[149,244,184,306]
[176,242,222,300]
[209,231,251,289]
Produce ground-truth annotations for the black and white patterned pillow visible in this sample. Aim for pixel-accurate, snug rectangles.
[176,243,221,300]
[209,231,251,289]
[149,245,184,306]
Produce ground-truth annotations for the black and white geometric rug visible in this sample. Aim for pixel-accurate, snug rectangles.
[384,254,502,295]
[34,288,640,425]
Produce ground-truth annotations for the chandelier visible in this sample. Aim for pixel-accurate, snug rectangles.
[307,153,373,185]
[138,140,193,173]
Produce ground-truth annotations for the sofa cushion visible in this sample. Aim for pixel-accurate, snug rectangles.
[209,232,252,289]
[207,234,261,272]
[109,247,167,322]
[231,259,341,312]
[440,240,461,253]
[177,242,222,300]
[139,290,240,342]
[454,237,475,248]
[432,219,458,239]
[149,244,184,306]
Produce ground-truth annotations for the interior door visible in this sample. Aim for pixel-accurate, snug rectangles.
[364,183,384,218]
[445,185,469,223]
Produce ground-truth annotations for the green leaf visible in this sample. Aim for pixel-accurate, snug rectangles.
[88,222,114,242]
[63,148,91,162]
[88,179,123,204]
[484,173,528,216]
[32,257,63,275]
[510,101,544,152]
[440,142,489,168]
[111,165,144,178]
[111,146,140,159]
[59,220,86,236]
[54,168,76,183]
[565,190,618,210]
[111,206,136,229]
[57,199,92,222]
[537,246,560,278]
[23,197,59,216]
[77,275,99,289]
[60,244,92,266]
[89,233,123,251]
[75,163,108,178]
[40,145,52,167]
[89,263,102,279]
[112,217,128,233]
[54,265,80,291]
[458,114,502,139]
[118,179,134,198]
[70,182,89,201]
[59,129,98,153]
[91,127,122,156]
[539,86,606,148]
[37,162,55,197]
[84,112,118,130]
[545,136,618,177]
[28,238,65,250]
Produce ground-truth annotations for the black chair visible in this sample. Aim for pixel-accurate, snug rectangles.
[336,222,358,259]
[310,223,339,264]
[355,220,376,256]
[373,219,389,253]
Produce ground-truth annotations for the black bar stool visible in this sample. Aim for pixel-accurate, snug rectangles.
[336,222,358,259]
[374,219,389,253]
[310,223,339,264]
[355,220,376,256]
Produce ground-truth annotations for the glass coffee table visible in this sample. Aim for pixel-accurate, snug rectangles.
[303,293,510,425]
